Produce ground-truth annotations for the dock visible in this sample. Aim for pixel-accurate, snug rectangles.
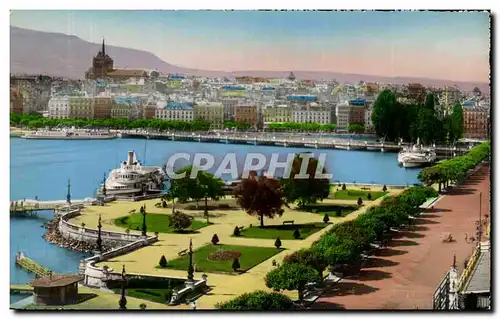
[15,252,53,278]
[10,200,88,214]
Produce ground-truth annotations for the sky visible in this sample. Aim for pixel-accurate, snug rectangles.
[10,10,491,82]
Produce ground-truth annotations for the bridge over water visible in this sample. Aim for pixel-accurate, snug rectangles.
[121,131,471,155]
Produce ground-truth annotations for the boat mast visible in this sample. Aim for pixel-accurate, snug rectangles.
[143,136,148,166]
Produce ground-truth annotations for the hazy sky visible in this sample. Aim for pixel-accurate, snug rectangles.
[10,10,491,82]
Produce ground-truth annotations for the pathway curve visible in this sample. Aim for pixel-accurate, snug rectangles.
[313,164,491,310]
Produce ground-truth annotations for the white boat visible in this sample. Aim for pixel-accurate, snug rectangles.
[99,151,165,197]
[22,128,116,140]
[398,140,436,168]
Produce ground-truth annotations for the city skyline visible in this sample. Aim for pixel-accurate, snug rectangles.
[10,10,491,83]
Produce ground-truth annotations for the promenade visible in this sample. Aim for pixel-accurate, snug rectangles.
[313,164,491,309]
[69,187,402,309]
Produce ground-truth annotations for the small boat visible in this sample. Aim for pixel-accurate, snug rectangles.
[398,139,436,168]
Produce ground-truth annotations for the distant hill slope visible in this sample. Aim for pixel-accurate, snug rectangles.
[10,26,489,92]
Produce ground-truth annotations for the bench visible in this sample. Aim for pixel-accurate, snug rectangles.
[282,220,294,225]
[178,249,188,256]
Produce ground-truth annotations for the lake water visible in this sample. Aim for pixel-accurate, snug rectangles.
[9,137,421,284]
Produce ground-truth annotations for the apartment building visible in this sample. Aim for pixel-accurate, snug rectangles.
[10,88,24,114]
[194,102,224,129]
[463,107,489,139]
[68,96,94,119]
[292,105,331,124]
[112,97,139,120]
[93,96,113,119]
[155,101,194,122]
[235,105,258,127]
[336,101,350,129]
[262,105,292,123]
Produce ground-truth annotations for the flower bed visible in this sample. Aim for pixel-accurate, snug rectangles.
[207,250,242,261]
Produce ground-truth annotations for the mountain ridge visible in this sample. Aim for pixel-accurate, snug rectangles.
[10,26,489,92]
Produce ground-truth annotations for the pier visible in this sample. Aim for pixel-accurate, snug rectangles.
[15,252,53,278]
[120,131,471,155]
[10,200,89,215]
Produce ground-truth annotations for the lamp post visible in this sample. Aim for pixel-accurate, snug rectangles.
[141,205,147,236]
[187,238,194,288]
[96,214,103,253]
[66,179,71,205]
[119,265,127,310]
[102,173,107,197]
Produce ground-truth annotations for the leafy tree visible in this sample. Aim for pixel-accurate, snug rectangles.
[169,210,192,231]
[450,102,464,142]
[274,237,282,249]
[342,183,346,191]
[372,89,398,141]
[382,185,387,192]
[211,234,220,245]
[159,255,168,268]
[367,193,372,200]
[265,262,320,302]
[198,171,225,223]
[283,248,327,278]
[234,172,286,228]
[357,197,363,206]
[281,154,330,209]
[232,258,240,272]
[293,229,301,239]
[424,93,436,114]
[347,123,365,133]
[323,214,330,224]
[215,291,293,310]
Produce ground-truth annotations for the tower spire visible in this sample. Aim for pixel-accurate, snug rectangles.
[102,38,105,55]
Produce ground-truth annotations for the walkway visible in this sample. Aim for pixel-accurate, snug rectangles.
[313,164,491,310]
[69,187,402,309]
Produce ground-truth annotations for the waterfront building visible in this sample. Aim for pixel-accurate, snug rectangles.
[30,274,83,306]
[463,106,489,139]
[85,39,145,81]
[93,96,113,119]
[292,104,331,124]
[335,101,350,130]
[235,105,258,127]
[155,101,194,122]
[10,88,24,114]
[112,96,139,120]
[68,96,94,119]
[364,103,374,132]
[221,97,243,121]
[194,102,224,129]
[142,103,157,120]
[349,98,366,126]
[48,96,70,119]
[262,105,292,123]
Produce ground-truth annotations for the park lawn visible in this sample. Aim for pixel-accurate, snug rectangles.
[164,244,283,274]
[303,203,358,217]
[332,189,387,201]
[238,223,327,240]
[111,288,173,305]
[114,213,209,233]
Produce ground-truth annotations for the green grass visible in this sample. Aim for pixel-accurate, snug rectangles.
[163,244,283,274]
[332,189,387,201]
[114,213,209,233]
[237,223,327,240]
[111,288,173,304]
[303,203,358,217]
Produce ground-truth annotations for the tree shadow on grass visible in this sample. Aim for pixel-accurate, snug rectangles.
[320,282,379,297]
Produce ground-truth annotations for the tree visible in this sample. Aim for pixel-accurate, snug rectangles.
[233,226,241,236]
[450,102,464,142]
[323,214,330,224]
[265,263,320,302]
[232,258,240,272]
[211,234,220,245]
[215,291,294,310]
[342,183,346,191]
[159,255,168,267]
[234,172,286,228]
[198,171,225,223]
[424,93,436,114]
[367,193,372,200]
[170,166,204,207]
[357,197,363,206]
[293,229,301,239]
[139,303,147,310]
[275,237,282,249]
[382,185,387,192]
[283,249,327,279]
[281,154,330,209]
[169,210,192,231]
[372,89,398,141]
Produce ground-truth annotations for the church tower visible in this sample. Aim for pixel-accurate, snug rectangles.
[90,39,114,79]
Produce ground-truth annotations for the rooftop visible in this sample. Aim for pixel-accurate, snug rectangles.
[30,274,83,288]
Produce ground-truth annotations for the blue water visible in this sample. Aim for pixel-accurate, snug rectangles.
[10,137,421,284]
